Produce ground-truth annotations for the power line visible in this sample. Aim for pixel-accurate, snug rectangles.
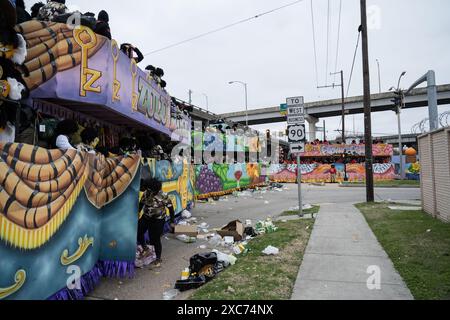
[346,29,361,98]
[310,0,319,87]
[336,26,361,134]
[344,28,361,135]
[325,0,331,86]
[333,0,343,83]
[143,0,305,56]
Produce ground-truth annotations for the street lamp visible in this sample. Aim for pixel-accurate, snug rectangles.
[202,93,209,112]
[376,59,381,93]
[229,81,248,127]
[390,71,407,180]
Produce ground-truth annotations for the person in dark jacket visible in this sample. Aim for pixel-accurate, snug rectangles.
[16,0,32,24]
[37,0,68,21]
[93,10,111,40]
[137,178,175,268]
[121,43,144,64]
[30,2,45,19]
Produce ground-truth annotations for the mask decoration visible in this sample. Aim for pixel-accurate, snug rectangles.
[0,0,29,110]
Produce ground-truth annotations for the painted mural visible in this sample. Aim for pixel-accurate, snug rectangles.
[0,143,141,300]
[141,158,195,217]
[302,144,394,157]
[269,163,396,183]
[195,163,266,199]
[405,162,421,181]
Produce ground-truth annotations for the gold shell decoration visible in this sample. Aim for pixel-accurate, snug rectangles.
[60,235,94,266]
[0,270,26,300]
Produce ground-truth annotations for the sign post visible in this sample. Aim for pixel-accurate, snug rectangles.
[287,97,306,217]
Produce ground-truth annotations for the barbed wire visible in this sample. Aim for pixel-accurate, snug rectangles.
[411,111,450,134]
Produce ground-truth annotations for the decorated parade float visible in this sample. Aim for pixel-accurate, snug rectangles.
[269,143,396,183]
[0,1,194,300]
[193,126,267,200]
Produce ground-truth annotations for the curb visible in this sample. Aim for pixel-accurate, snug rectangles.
[339,184,420,189]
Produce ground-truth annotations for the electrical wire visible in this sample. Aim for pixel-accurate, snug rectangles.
[325,0,331,86]
[333,0,342,83]
[310,0,319,87]
[346,30,361,98]
[337,26,361,135]
[143,0,305,56]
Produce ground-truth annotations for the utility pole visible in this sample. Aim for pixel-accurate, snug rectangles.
[360,0,374,202]
[188,89,193,104]
[323,120,326,141]
[340,70,345,143]
[318,70,346,143]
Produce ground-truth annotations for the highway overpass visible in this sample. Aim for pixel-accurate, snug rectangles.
[219,84,450,136]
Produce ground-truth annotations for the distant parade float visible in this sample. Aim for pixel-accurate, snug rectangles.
[269,143,396,183]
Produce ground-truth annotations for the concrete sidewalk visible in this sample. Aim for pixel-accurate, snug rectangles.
[291,203,413,300]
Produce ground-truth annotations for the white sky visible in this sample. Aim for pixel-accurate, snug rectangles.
[24,0,450,139]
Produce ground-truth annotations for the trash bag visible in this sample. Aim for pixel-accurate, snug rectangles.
[262,246,279,255]
[175,275,207,292]
[181,210,192,219]
[189,252,218,275]
[213,261,226,274]
[244,227,258,237]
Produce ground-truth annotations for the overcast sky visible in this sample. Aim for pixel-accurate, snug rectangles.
[24,0,450,139]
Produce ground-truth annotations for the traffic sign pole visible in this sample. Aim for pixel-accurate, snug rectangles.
[286,96,305,217]
[297,154,303,217]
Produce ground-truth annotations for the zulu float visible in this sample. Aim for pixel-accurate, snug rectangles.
[0,13,194,300]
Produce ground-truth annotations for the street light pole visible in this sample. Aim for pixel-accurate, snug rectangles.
[391,71,406,180]
[376,59,381,93]
[188,89,193,104]
[397,72,406,179]
[397,103,404,179]
[340,70,345,143]
[202,93,209,112]
[229,81,249,127]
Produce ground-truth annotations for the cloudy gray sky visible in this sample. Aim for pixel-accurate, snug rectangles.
[24,0,450,139]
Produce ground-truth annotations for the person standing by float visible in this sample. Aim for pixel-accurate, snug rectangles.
[137,178,175,268]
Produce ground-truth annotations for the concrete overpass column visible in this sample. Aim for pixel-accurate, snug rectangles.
[307,116,319,141]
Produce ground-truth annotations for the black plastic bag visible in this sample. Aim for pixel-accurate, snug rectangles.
[175,275,206,292]
[189,252,218,275]
[244,227,258,237]
[213,261,226,274]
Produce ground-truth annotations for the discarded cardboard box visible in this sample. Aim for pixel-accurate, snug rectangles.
[174,225,199,237]
[217,220,244,242]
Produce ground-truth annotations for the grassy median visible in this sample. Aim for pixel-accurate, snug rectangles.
[190,219,314,300]
[356,202,450,300]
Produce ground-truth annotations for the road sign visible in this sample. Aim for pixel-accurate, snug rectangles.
[286,96,304,107]
[290,142,305,154]
[286,96,305,218]
[287,115,305,125]
[288,106,305,116]
[288,124,306,142]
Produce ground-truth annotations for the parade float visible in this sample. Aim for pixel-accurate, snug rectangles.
[193,127,267,199]
[0,2,194,300]
[269,143,396,183]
